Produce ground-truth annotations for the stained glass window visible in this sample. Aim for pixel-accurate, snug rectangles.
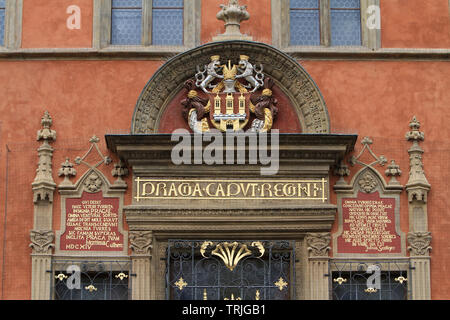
[0,0,6,46]
[330,0,362,46]
[152,0,184,45]
[111,0,143,45]
[290,0,320,46]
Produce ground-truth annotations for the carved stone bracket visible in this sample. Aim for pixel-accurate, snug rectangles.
[407,232,432,257]
[333,160,350,187]
[29,230,55,254]
[129,231,153,256]
[305,233,331,258]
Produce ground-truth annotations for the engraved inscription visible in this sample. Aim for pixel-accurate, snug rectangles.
[337,192,401,254]
[60,192,124,251]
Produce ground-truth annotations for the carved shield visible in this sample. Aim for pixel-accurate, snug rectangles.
[209,92,251,131]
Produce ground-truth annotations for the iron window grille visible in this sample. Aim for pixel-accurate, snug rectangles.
[329,260,412,300]
[50,260,132,300]
[166,240,295,300]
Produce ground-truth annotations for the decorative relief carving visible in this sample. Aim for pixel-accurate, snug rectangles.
[29,230,55,254]
[407,232,432,256]
[83,172,103,193]
[132,41,330,134]
[358,172,378,193]
[129,231,153,256]
[305,233,331,257]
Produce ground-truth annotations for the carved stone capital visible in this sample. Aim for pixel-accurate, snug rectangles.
[408,232,432,256]
[29,230,55,254]
[305,233,331,257]
[130,231,153,256]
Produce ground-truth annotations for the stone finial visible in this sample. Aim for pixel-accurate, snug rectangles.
[37,111,56,143]
[385,160,402,186]
[405,116,430,202]
[333,160,350,186]
[58,158,77,187]
[111,160,129,187]
[213,0,253,41]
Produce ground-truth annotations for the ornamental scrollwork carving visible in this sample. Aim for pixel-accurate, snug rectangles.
[407,232,432,256]
[129,231,153,256]
[29,230,55,254]
[305,233,331,257]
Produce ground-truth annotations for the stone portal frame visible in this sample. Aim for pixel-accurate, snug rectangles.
[55,168,129,258]
[131,40,331,134]
[272,0,381,50]
[93,0,201,50]
[333,167,406,258]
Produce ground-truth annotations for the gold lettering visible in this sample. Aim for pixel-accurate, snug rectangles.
[156,183,167,197]
[227,183,241,197]
[142,182,155,196]
[178,183,192,197]
[167,183,178,197]
[191,183,203,197]
[215,183,226,197]
[205,183,216,197]
[273,183,283,197]
[283,183,296,197]
[260,183,273,197]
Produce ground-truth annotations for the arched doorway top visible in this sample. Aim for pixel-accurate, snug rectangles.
[131,40,330,134]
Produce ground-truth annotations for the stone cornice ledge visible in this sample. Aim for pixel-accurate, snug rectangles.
[0,47,449,61]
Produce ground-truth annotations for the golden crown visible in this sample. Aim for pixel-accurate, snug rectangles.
[211,55,220,61]
[262,89,273,96]
[240,55,249,61]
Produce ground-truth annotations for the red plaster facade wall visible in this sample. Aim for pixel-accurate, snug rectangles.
[381,0,450,48]
[22,0,93,48]
[0,0,449,300]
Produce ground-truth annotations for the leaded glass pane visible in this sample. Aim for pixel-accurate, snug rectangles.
[290,0,319,9]
[331,9,361,46]
[152,8,183,45]
[111,9,142,45]
[290,10,320,46]
[112,0,141,8]
[0,0,5,8]
[330,0,360,9]
[0,9,5,46]
[153,0,183,7]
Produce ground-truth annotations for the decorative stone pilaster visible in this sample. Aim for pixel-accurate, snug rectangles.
[30,111,56,300]
[212,0,252,41]
[305,233,331,300]
[129,231,153,300]
[405,116,431,300]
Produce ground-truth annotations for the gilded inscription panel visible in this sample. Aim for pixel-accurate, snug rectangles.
[134,178,328,202]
